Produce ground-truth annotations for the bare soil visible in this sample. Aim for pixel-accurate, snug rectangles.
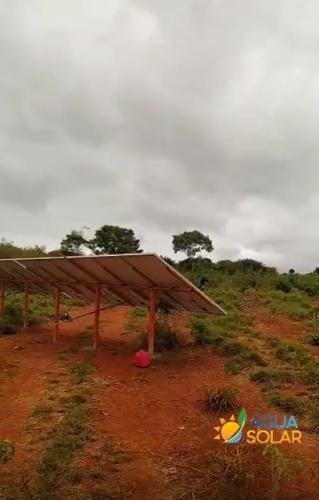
[0,305,318,499]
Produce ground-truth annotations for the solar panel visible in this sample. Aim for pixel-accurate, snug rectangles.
[0,253,226,315]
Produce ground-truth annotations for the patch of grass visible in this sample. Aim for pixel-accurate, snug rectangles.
[35,363,93,499]
[250,368,297,387]
[267,337,319,390]
[267,338,311,365]
[139,319,181,351]
[307,333,319,346]
[266,289,314,320]
[90,486,126,500]
[223,340,266,374]
[32,405,54,419]
[203,385,239,413]
[306,399,319,433]
[263,444,302,500]
[183,444,262,499]
[300,361,319,389]
[268,391,305,416]
[71,361,93,384]
[0,440,15,464]
[124,306,147,334]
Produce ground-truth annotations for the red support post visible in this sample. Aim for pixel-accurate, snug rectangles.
[93,285,101,349]
[21,281,29,346]
[53,285,61,343]
[0,281,4,316]
[148,288,157,358]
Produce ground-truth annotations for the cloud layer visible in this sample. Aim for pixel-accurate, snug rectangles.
[1,1,319,270]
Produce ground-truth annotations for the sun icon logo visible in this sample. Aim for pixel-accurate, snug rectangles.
[214,408,247,444]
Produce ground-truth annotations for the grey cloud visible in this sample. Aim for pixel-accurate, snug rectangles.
[0,1,319,270]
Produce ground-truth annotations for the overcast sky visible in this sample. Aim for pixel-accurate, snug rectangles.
[1,1,319,271]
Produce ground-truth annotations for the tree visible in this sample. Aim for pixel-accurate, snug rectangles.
[60,230,88,256]
[0,238,46,259]
[89,225,142,254]
[172,230,213,259]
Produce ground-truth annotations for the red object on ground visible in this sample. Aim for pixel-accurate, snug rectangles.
[133,349,151,368]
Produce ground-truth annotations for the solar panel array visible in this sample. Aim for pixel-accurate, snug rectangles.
[0,253,226,314]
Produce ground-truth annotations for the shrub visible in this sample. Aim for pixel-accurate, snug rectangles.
[307,333,319,346]
[191,318,212,345]
[139,319,181,351]
[276,279,292,294]
[204,385,239,413]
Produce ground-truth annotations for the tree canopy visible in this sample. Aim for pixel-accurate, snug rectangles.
[89,225,142,255]
[172,230,213,259]
[60,230,88,256]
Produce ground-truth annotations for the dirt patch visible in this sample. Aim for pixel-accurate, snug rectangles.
[0,305,318,499]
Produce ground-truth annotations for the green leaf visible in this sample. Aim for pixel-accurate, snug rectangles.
[238,407,248,426]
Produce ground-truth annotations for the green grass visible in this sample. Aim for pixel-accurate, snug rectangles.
[32,405,54,419]
[71,361,93,384]
[268,392,305,416]
[35,370,91,499]
[139,319,181,351]
[250,368,297,388]
[267,337,319,390]
[266,289,314,320]
[307,333,319,346]
[267,338,311,364]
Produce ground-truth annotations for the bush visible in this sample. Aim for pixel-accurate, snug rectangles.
[139,319,181,351]
[307,333,319,346]
[204,385,239,413]
[0,294,55,335]
[276,279,292,294]
[191,318,213,345]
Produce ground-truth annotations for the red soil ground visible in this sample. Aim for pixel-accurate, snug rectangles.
[0,305,318,499]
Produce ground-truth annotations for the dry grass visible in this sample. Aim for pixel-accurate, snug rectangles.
[203,385,239,413]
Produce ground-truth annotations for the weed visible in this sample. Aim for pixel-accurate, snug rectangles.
[268,338,311,365]
[191,318,212,345]
[90,486,125,500]
[32,405,54,419]
[307,333,319,346]
[183,444,260,499]
[250,368,296,387]
[0,440,14,464]
[268,391,305,416]
[222,340,266,373]
[71,361,93,384]
[35,363,92,498]
[204,385,239,413]
[263,444,301,500]
[139,319,181,351]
